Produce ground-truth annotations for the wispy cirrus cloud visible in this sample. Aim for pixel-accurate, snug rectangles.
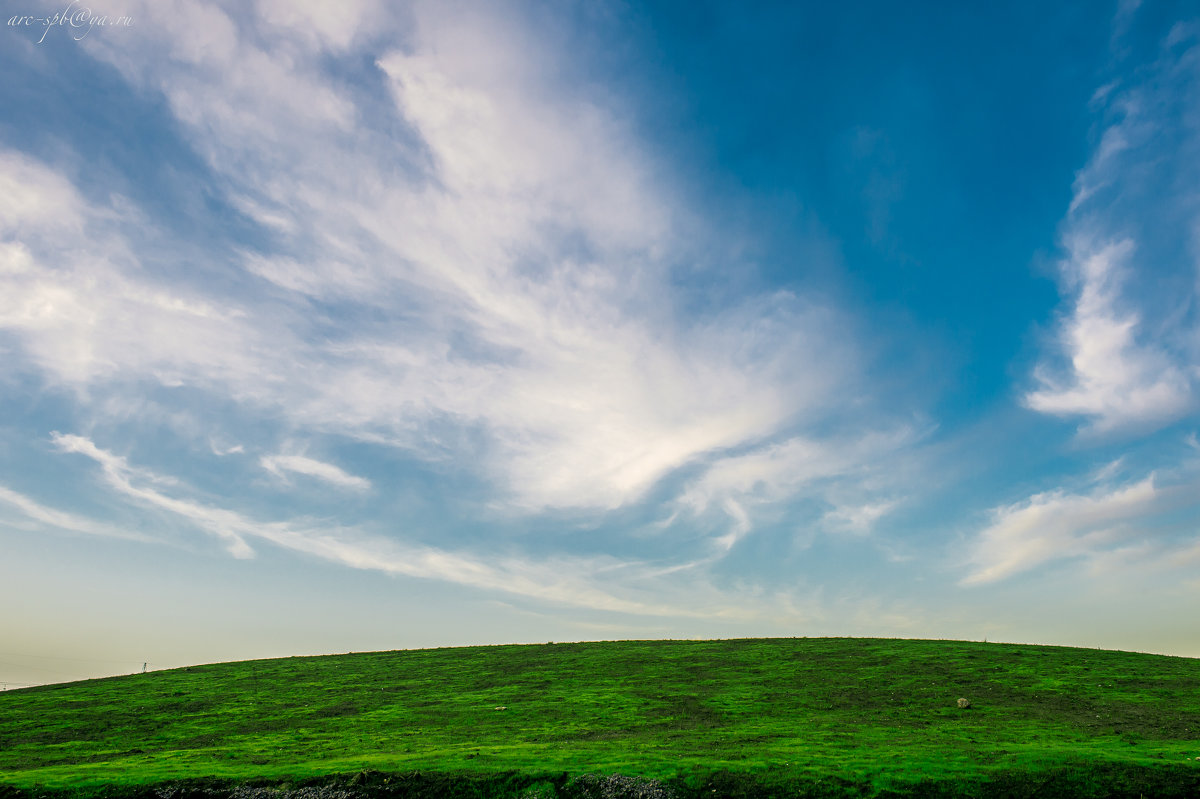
[47,433,830,622]
[210,440,245,457]
[0,0,879,519]
[1025,23,1200,434]
[960,460,1200,586]
[52,432,255,558]
[0,0,929,654]
[961,474,1159,585]
[260,453,372,492]
[674,427,917,554]
[0,485,149,543]
[0,148,275,391]
[1025,235,1193,432]
[953,14,1200,635]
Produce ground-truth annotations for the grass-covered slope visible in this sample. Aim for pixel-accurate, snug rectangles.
[2,638,1199,795]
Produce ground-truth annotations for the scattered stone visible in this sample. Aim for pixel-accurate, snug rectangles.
[494,705,508,710]
[564,773,676,799]
[957,698,972,709]
[155,786,359,799]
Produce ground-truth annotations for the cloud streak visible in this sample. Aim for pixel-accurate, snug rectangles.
[675,428,916,554]
[48,433,817,621]
[961,474,1160,585]
[961,456,1200,587]
[0,0,876,519]
[0,0,933,649]
[52,433,255,558]
[1025,236,1193,432]
[260,454,372,491]
[0,485,149,543]
[1025,24,1200,434]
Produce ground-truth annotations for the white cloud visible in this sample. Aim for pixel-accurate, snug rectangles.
[209,440,245,457]
[1025,27,1200,433]
[961,473,1171,586]
[0,0,871,517]
[254,0,382,52]
[680,434,878,515]
[261,453,372,491]
[714,498,752,552]
[0,1,934,639]
[52,432,254,558]
[822,500,899,534]
[0,485,149,542]
[0,149,276,390]
[0,151,85,231]
[46,433,832,622]
[1025,236,1193,431]
[676,428,913,551]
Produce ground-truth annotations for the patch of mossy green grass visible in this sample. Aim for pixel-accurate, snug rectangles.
[2,638,1199,797]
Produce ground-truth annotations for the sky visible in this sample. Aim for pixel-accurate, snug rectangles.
[1,0,1198,689]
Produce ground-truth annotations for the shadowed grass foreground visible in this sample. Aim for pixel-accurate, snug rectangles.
[2,638,1199,797]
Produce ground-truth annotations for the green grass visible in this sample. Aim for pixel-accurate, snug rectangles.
[2,638,1199,797]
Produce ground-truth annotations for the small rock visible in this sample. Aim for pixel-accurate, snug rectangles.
[957,698,972,709]
[494,706,507,711]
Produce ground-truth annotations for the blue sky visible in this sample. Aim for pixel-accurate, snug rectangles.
[2,0,1199,688]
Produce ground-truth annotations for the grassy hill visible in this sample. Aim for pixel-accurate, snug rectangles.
[2,638,1199,798]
